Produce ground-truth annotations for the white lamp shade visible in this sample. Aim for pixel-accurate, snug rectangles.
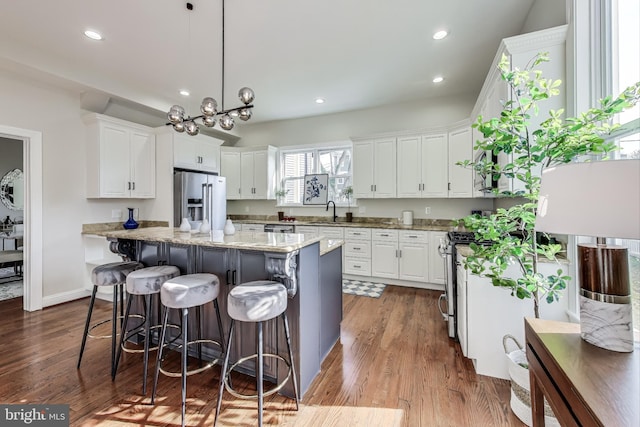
[536,159,640,240]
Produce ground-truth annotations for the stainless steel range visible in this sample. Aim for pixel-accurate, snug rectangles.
[438,231,479,339]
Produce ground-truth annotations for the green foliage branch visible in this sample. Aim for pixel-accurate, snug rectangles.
[457,52,640,318]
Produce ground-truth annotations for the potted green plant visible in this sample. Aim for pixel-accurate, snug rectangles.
[275,188,289,221]
[342,186,354,222]
[457,52,639,426]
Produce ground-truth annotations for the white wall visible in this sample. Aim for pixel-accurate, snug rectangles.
[522,0,567,33]
[0,68,165,301]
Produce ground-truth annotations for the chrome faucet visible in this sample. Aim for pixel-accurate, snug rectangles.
[326,201,337,222]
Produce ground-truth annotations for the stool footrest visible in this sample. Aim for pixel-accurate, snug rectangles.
[224,353,292,400]
[121,323,180,354]
[86,315,127,340]
[158,339,223,378]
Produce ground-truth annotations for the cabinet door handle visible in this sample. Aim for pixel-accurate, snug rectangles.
[399,249,402,257]
[127,182,131,190]
[132,182,135,190]
[448,182,451,191]
[370,184,373,192]
[353,265,361,269]
[226,269,231,285]
[409,235,417,239]
[353,247,361,251]
[232,270,237,286]
[374,184,377,191]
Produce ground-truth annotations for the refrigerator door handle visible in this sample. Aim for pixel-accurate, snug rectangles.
[207,183,213,225]
[202,183,208,221]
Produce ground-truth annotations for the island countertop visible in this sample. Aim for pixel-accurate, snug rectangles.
[86,226,325,253]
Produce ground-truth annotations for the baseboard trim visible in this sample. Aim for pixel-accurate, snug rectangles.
[43,289,91,308]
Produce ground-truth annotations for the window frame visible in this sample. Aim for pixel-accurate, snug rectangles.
[277,143,354,207]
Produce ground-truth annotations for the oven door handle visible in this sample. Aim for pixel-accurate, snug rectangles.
[437,293,448,320]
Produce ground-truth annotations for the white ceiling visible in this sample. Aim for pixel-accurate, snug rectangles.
[0,0,541,126]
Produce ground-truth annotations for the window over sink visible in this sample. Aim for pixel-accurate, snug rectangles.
[279,145,353,206]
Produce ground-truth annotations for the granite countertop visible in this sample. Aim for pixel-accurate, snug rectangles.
[320,238,344,256]
[230,216,454,232]
[84,226,325,254]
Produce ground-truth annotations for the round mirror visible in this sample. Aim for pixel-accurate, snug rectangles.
[0,169,24,211]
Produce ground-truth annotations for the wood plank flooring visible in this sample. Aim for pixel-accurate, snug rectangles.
[0,286,524,426]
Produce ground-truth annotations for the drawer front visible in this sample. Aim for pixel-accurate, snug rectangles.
[399,230,429,242]
[344,240,371,258]
[318,226,344,238]
[295,226,319,237]
[344,257,371,276]
[372,229,398,241]
[345,228,371,240]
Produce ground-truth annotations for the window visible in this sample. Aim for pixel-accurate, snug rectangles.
[279,146,353,205]
[572,0,640,334]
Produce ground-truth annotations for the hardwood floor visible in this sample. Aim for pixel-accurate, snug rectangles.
[0,286,524,426]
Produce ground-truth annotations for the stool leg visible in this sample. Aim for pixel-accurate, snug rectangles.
[213,299,226,356]
[197,305,203,368]
[111,284,119,377]
[214,320,234,427]
[282,313,300,409]
[142,294,152,395]
[77,285,99,369]
[257,321,264,427]
[113,293,134,380]
[181,307,188,427]
[151,306,170,405]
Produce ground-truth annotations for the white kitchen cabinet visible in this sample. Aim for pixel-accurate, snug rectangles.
[428,231,447,285]
[84,113,156,199]
[172,133,222,173]
[294,225,319,237]
[472,25,567,195]
[318,226,344,239]
[398,230,429,282]
[352,138,396,199]
[344,228,371,276]
[397,134,448,198]
[220,149,241,199]
[221,146,277,200]
[447,125,473,198]
[371,230,399,279]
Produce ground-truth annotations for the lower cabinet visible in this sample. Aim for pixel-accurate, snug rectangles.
[344,228,372,276]
[398,230,429,282]
[371,230,399,279]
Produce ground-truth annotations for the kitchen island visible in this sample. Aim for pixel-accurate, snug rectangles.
[89,226,344,399]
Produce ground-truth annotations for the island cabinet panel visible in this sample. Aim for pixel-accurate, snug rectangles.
[108,230,332,400]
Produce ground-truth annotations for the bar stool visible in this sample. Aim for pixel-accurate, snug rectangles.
[77,261,143,374]
[214,280,299,427]
[151,273,225,427]
[113,265,181,394]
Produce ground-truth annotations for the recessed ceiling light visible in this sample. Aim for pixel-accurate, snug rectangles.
[433,30,448,40]
[179,90,190,96]
[315,98,325,104]
[433,76,444,83]
[84,30,103,41]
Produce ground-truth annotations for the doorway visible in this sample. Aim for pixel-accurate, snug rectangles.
[0,124,42,311]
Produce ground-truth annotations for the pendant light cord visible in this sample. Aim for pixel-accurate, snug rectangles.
[221,0,225,111]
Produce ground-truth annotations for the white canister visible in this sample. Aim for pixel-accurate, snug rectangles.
[223,218,236,235]
[179,217,191,232]
[402,210,413,226]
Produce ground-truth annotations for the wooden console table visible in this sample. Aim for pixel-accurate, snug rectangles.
[525,318,639,427]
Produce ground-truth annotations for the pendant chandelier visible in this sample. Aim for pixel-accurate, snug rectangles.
[167,0,254,135]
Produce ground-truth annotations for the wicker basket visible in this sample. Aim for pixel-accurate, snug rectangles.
[503,335,559,427]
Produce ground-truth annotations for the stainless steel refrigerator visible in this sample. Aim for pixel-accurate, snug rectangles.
[173,169,226,231]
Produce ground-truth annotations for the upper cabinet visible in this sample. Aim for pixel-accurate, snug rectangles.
[472,25,568,194]
[353,138,396,199]
[220,146,277,200]
[447,125,473,198]
[172,133,223,173]
[84,113,156,199]
[397,133,448,198]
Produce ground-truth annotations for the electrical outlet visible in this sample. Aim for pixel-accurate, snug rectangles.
[244,206,250,212]
[425,207,431,215]
[359,206,366,214]
[111,209,122,219]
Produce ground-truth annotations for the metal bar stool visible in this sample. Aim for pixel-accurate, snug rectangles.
[151,273,225,427]
[77,261,143,375]
[112,265,181,394]
[214,280,299,427]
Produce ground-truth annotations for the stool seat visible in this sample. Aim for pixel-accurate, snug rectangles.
[126,265,181,295]
[228,280,287,323]
[92,261,143,287]
[161,273,220,309]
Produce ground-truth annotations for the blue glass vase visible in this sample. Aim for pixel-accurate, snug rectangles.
[123,208,139,230]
